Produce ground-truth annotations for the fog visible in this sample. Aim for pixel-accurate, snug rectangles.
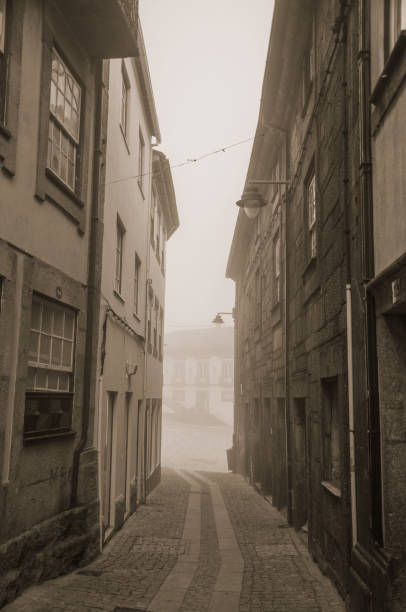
[139,0,275,469]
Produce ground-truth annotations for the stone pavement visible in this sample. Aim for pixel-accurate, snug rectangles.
[4,468,346,612]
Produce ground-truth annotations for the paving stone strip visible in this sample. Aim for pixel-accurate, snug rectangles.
[213,472,346,612]
[178,478,221,612]
[191,472,244,612]
[147,470,202,612]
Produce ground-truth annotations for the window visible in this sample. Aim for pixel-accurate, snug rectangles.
[47,49,82,191]
[121,62,130,140]
[222,361,233,382]
[173,389,185,401]
[307,172,317,260]
[322,377,340,491]
[197,361,209,382]
[156,210,161,261]
[25,295,76,437]
[133,252,141,314]
[174,360,185,383]
[159,307,163,359]
[153,297,159,356]
[255,268,261,327]
[274,233,281,303]
[115,218,125,295]
[150,190,156,245]
[0,0,5,55]
[138,128,145,194]
[385,0,406,60]
[147,287,153,351]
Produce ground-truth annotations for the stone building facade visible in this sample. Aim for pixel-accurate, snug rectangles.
[0,0,139,606]
[227,1,406,610]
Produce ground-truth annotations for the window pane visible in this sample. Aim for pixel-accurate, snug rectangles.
[29,331,39,361]
[62,340,72,367]
[27,367,35,390]
[48,370,59,390]
[53,309,64,336]
[60,152,68,182]
[51,337,62,366]
[50,81,56,114]
[31,300,41,329]
[64,311,74,339]
[39,334,51,364]
[36,369,47,388]
[58,372,69,391]
[42,305,52,333]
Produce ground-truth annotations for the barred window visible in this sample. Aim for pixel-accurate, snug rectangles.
[25,296,76,437]
[307,173,317,259]
[47,49,81,191]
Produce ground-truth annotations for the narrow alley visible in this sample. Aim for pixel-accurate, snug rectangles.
[5,468,345,612]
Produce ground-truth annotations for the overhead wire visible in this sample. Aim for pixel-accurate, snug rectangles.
[104,136,254,187]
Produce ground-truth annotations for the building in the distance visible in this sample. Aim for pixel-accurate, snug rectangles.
[163,327,234,426]
[96,25,179,542]
[0,0,139,605]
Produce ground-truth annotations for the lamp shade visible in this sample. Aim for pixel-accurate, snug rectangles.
[236,186,266,219]
[212,314,224,325]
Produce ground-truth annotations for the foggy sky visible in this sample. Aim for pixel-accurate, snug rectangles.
[139,0,275,331]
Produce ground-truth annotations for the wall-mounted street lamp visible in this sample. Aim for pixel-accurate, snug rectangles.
[236,179,290,219]
[212,312,234,326]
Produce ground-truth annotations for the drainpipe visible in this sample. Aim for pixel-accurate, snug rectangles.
[341,0,360,549]
[358,0,383,546]
[71,59,108,507]
[141,151,153,503]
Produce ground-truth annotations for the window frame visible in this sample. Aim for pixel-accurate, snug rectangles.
[47,48,82,193]
[273,232,281,304]
[133,251,141,315]
[321,377,341,494]
[114,217,125,296]
[305,168,317,262]
[120,60,130,144]
[24,294,77,440]
[0,0,24,177]
[138,128,145,196]
[35,24,92,233]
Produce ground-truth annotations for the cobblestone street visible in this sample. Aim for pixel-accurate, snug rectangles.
[5,468,346,612]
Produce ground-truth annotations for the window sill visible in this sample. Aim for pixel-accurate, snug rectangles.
[23,429,76,444]
[119,123,131,154]
[113,289,125,304]
[45,168,84,209]
[321,480,341,498]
